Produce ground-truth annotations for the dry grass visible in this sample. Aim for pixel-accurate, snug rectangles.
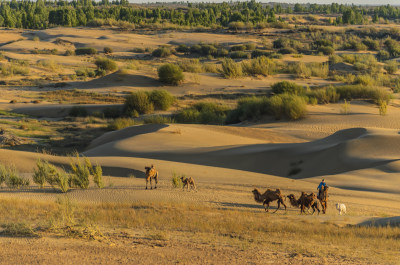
[43,89,124,104]
[0,197,397,263]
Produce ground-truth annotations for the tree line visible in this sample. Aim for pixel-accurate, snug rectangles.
[0,0,400,29]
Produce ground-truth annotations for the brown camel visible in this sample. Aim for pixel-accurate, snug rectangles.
[180,176,196,191]
[145,165,158,190]
[252,188,287,213]
[319,186,329,214]
[287,192,320,214]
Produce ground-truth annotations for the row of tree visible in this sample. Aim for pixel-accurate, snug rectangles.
[0,0,400,29]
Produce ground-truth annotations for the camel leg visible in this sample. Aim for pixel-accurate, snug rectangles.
[263,201,270,212]
[154,176,158,189]
[145,178,148,190]
[150,178,153,190]
[273,200,281,213]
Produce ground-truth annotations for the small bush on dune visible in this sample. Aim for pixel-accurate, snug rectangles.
[70,155,103,189]
[226,94,307,123]
[171,172,183,188]
[384,61,398,74]
[307,86,340,104]
[175,102,230,125]
[178,59,203,73]
[229,51,250,59]
[152,47,172,57]
[143,115,175,124]
[95,57,117,72]
[108,118,135,130]
[287,62,311,79]
[272,81,304,95]
[75,47,97,55]
[242,56,276,76]
[33,159,70,193]
[221,58,242,79]
[3,165,29,189]
[158,63,184,85]
[124,91,154,115]
[149,90,175,110]
[335,85,391,104]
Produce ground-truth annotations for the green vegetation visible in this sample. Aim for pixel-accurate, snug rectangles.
[70,155,103,189]
[0,164,30,189]
[124,90,175,116]
[75,47,97,55]
[158,64,184,85]
[95,57,118,72]
[176,102,230,125]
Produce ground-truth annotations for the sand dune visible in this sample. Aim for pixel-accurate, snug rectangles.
[84,125,400,186]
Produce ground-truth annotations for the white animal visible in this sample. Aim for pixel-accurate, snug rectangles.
[336,203,347,215]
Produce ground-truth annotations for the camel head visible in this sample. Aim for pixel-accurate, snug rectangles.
[252,189,264,203]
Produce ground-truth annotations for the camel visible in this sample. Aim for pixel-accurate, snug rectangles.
[145,165,158,190]
[180,176,196,191]
[252,188,287,213]
[287,192,320,215]
[319,186,329,214]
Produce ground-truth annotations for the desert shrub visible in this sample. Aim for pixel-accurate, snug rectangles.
[95,57,117,72]
[242,56,276,76]
[384,61,398,74]
[176,44,190,53]
[178,59,203,73]
[104,47,113,54]
[1,223,38,238]
[75,67,96,77]
[131,47,145,53]
[32,36,40,42]
[278,47,297,54]
[335,85,391,104]
[226,94,307,123]
[287,62,311,79]
[108,118,135,130]
[175,102,230,125]
[362,38,379,51]
[230,45,246,52]
[378,99,387,116]
[0,165,7,187]
[4,166,29,189]
[143,115,175,124]
[158,63,184,85]
[171,172,183,188]
[317,46,334,55]
[203,63,219,73]
[229,51,250,59]
[75,47,97,55]
[272,81,304,95]
[149,90,175,110]
[221,58,242,79]
[329,54,344,65]
[245,43,257,50]
[251,49,271,58]
[273,38,290,49]
[69,106,88,117]
[354,74,375,86]
[377,50,390,61]
[0,63,30,76]
[216,48,229,57]
[70,155,103,189]
[124,91,154,114]
[33,159,70,192]
[152,47,172,57]
[307,86,340,104]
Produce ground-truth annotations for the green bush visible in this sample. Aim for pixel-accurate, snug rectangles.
[229,51,250,59]
[242,56,276,76]
[124,91,154,114]
[272,81,305,95]
[317,46,335,55]
[225,94,307,123]
[33,159,70,193]
[176,44,190,53]
[287,62,311,79]
[221,58,242,79]
[149,90,175,110]
[4,166,29,189]
[95,57,117,72]
[178,59,203,73]
[65,49,75,56]
[158,63,184,85]
[335,85,391,104]
[75,47,97,55]
[230,45,246,51]
[384,61,398,74]
[70,155,102,189]
[171,172,183,188]
[175,102,230,124]
[278,47,297,54]
[307,87,340,104]
[152,47,172,57]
